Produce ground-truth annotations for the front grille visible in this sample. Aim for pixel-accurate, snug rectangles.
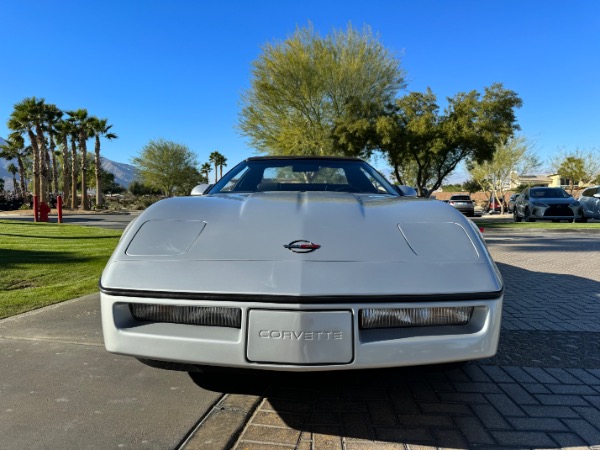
[544,205,573,217]
[129,304,242,328]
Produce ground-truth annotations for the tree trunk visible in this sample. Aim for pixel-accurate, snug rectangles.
[80,131,89,210]
[27,129,40,207]
[71,137,78,209]
[51,138,59,195]
[36,124,49,204]
[62,136,71,206]
[17,155,27,199]
[95,136,103,206]
[45,145,53,197]
[393,166,404,186]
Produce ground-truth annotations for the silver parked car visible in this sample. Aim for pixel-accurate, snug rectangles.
[513,187,582,222]
[578,185,600,222]
[100,157,503,373]
[447,194,475,217]
[507,193,519,213]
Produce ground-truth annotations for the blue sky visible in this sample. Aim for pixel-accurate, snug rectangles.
[1,0,598,181]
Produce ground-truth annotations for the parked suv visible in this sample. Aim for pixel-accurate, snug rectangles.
[447,194,475,217]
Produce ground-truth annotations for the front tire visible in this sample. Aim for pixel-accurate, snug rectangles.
[514,209,522,222]
[524,208,535,222]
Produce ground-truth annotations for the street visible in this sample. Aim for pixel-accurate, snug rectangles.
[0,211,141,230]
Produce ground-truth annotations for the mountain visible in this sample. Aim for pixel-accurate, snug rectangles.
[0,148,136,191]
[100,157,136,188]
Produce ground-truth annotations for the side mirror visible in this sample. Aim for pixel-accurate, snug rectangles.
[191,184,212,196]
[594,193,600,198]
[395,185,418,197]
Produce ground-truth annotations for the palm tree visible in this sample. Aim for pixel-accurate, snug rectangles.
[66,109,93,210]
[7,163,19,195]
[200,162,211,183]
[209,151,222,183]
[0,133,30,198]
[63,116,81,209]
[89,117,117,206]
[54,120,73,206]
[8,97,47,206]
[44,104,63,196]
[216,154,227,179]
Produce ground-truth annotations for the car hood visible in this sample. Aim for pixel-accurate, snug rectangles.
[101,193,503,297]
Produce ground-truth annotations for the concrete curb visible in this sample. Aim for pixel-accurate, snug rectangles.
[0,293,99,324]
[181,394,262,450]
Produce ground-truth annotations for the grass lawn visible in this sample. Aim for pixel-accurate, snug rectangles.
[472,219,600,229]
[0,221,121,319]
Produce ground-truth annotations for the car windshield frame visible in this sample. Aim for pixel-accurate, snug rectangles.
[207,158,401,196]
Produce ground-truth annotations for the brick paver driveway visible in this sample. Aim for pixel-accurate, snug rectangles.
[188,230,600,450]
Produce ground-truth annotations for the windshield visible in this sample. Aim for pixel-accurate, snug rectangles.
[530,188,571,199]
[208,158,400,195]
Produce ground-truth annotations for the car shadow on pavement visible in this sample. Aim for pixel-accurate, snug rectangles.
[188,262,600,448]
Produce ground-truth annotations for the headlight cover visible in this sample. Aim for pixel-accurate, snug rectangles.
[129,304,242,328]
[360,306,474,329]
[126,220,207,256]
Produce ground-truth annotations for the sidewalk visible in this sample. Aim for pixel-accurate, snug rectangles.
[0,294,222,450]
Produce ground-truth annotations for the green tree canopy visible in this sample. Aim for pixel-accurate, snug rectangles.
[550,149,600,192]
[468,136,540,212]
[131,139,201,196]
[128,181,161,196]
[239,23,405,156]
[557,156,586,193]
[376,84,522,196]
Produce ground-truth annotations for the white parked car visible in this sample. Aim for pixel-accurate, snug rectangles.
[100,157,503,373]
[578,185,600,221]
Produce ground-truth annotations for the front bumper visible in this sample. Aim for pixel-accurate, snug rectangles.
[532,204,582,220]
[101,293,503,372]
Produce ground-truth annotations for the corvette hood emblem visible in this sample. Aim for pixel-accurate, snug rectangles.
[283,240,321,253]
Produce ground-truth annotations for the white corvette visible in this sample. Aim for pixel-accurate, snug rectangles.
[100,157,503,372]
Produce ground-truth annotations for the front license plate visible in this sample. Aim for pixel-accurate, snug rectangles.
[247,310,353,364]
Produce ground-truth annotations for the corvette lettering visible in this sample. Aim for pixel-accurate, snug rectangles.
[259,330,343,340]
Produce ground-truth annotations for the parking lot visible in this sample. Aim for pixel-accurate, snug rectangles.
[1,226,599,449]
